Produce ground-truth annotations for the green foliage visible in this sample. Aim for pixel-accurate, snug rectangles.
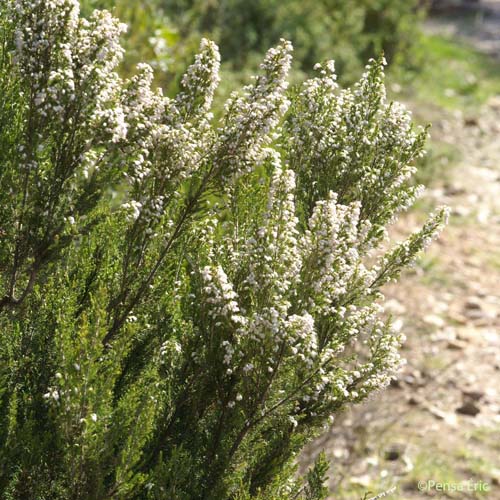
[162,0,423,82]
[0,2,446,499]
[304,452,330,500]
[80,0,423,92]
[394,33,500,110]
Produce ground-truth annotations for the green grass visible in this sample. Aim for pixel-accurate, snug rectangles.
[403,450,461,489]
[486,251,500,273]
[392,33,500,111]
[468,425,500,452]
[455,447,498,477]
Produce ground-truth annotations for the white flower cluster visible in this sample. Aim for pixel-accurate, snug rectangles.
[195,159,415,412]
[201,265,247,328]
[286,313,318,367]
[217,39,292,180]
[11,0,126,138]
[120,39,220,225]
[245,154,301,298]
[77,10,128,142]
[285,56,428,248]
[175,38,221,117]
[189,54,447,419]
[299,192,374,315]
[12,0,79,120]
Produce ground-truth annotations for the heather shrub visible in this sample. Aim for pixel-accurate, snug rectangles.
[0,1,446,499]
[81,0,179,78]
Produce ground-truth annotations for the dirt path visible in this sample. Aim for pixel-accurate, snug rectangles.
[301,16,500,500]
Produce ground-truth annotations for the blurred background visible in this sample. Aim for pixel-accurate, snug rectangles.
[83,0,500,497]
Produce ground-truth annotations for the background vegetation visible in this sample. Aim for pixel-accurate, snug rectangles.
[82,0,423,93]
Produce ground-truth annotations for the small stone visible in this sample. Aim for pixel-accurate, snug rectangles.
[464,117,479,127]
[423,314,445,328]
[464,297,482,311]
[384,445,404,461]
[447,340,466,350]
[444,185,466,196]
[349,475,371,487]
[456,401,481,416]
[453,205,471,217]
[465,309,486,321]
[403,374,417,385]
[462,390,484,402]
[403,455,414,473]
[491,469,500,486]
[456,327,478,341]
[427,406,458,426]
[407,396,420,406]
[390,378,402,389]
[432,326,456,342]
